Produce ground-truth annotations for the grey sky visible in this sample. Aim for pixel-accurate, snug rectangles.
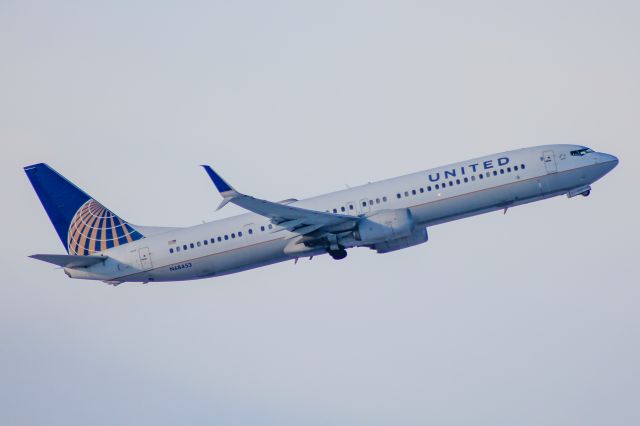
[1,1,639,425]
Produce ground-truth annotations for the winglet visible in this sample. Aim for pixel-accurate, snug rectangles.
[201,165,240,210]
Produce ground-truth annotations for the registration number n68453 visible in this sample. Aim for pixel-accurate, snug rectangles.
[169,263,192,272]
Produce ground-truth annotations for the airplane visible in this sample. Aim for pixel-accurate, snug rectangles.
[24,144,618,285]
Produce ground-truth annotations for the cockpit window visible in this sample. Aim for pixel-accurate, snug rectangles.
[571,148,594,156]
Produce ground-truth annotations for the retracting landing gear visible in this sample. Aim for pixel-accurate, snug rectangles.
[328,248,348,260]
[567,185,592,199]
[326,234,347,260]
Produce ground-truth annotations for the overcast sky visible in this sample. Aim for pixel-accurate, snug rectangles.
[1,1,639,425]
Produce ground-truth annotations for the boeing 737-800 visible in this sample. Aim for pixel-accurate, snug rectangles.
[25,145,618,285]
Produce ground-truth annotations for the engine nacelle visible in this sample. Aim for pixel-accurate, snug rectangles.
[371,228,428,254]
[355,209,414,244]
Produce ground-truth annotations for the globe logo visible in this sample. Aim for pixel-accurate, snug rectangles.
[67,199,143,255]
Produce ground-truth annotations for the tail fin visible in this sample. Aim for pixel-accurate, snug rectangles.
[24,163,144,255]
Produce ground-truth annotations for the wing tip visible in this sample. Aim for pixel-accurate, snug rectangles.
[201,165,235,194]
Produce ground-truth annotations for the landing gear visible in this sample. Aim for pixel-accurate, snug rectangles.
[568,186,592,198]
[328,248,348,260]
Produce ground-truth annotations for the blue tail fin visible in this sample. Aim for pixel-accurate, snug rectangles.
[24,163,144,255]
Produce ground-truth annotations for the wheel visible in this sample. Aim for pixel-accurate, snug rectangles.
[581,190,591,197]
[329,249,348,260]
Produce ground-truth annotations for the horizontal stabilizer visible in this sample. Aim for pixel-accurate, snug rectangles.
[30,254,107,268]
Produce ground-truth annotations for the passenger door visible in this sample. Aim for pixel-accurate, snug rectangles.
[542,150,557,174]
[138,247,153,271]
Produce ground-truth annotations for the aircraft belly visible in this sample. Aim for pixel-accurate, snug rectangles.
[146,238,291,282]
[538,166,599,198]
[180,238,288,279]
[201,238,290,277]
[412,177,547,227]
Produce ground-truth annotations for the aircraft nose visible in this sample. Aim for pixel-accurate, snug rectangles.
[599,153,619,166]
[597,152,619,172]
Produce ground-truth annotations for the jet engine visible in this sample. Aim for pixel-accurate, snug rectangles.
[354,209,414,244]
[371,228,428,253]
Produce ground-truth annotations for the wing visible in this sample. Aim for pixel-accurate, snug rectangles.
[201,165,359,237]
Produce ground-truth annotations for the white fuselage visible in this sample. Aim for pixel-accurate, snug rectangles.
[66,144,618,284]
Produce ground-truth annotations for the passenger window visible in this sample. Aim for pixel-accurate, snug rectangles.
[486,172,490,178]
[197,241,201,247]
[261,226,265,231]
[349,204,355,210]
[238,231,243,237]
[464,177,468,183]
[183,245,188,250]
[397,193,401,199]
[427,186,432,191]
[435,184,440,190]
[514,165,519,171]
[471,175,476,181]
[419,188,424,193]
[176,246,181,252]
[507,167,511,173]
[341,206,346,212]
[268,224,273,229]
[217,236,222,242]
[456,179,461,185]
[224,235,229,240]
[412,189,416,195]
[203,240,208,245]
[500,169,504,174]
[376,198,380,203]
[521,164,526,170]
[449,181,453,186]
[442,182,447,188]
[362,201,367,207]
[231,233,235,238]
[383,197,388,202]
[248,229,253,234]
[493,170,498,176]
[332,208,337,213]
[404,191,409,197]
[479,174,483,180]
[169,248,174,254]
